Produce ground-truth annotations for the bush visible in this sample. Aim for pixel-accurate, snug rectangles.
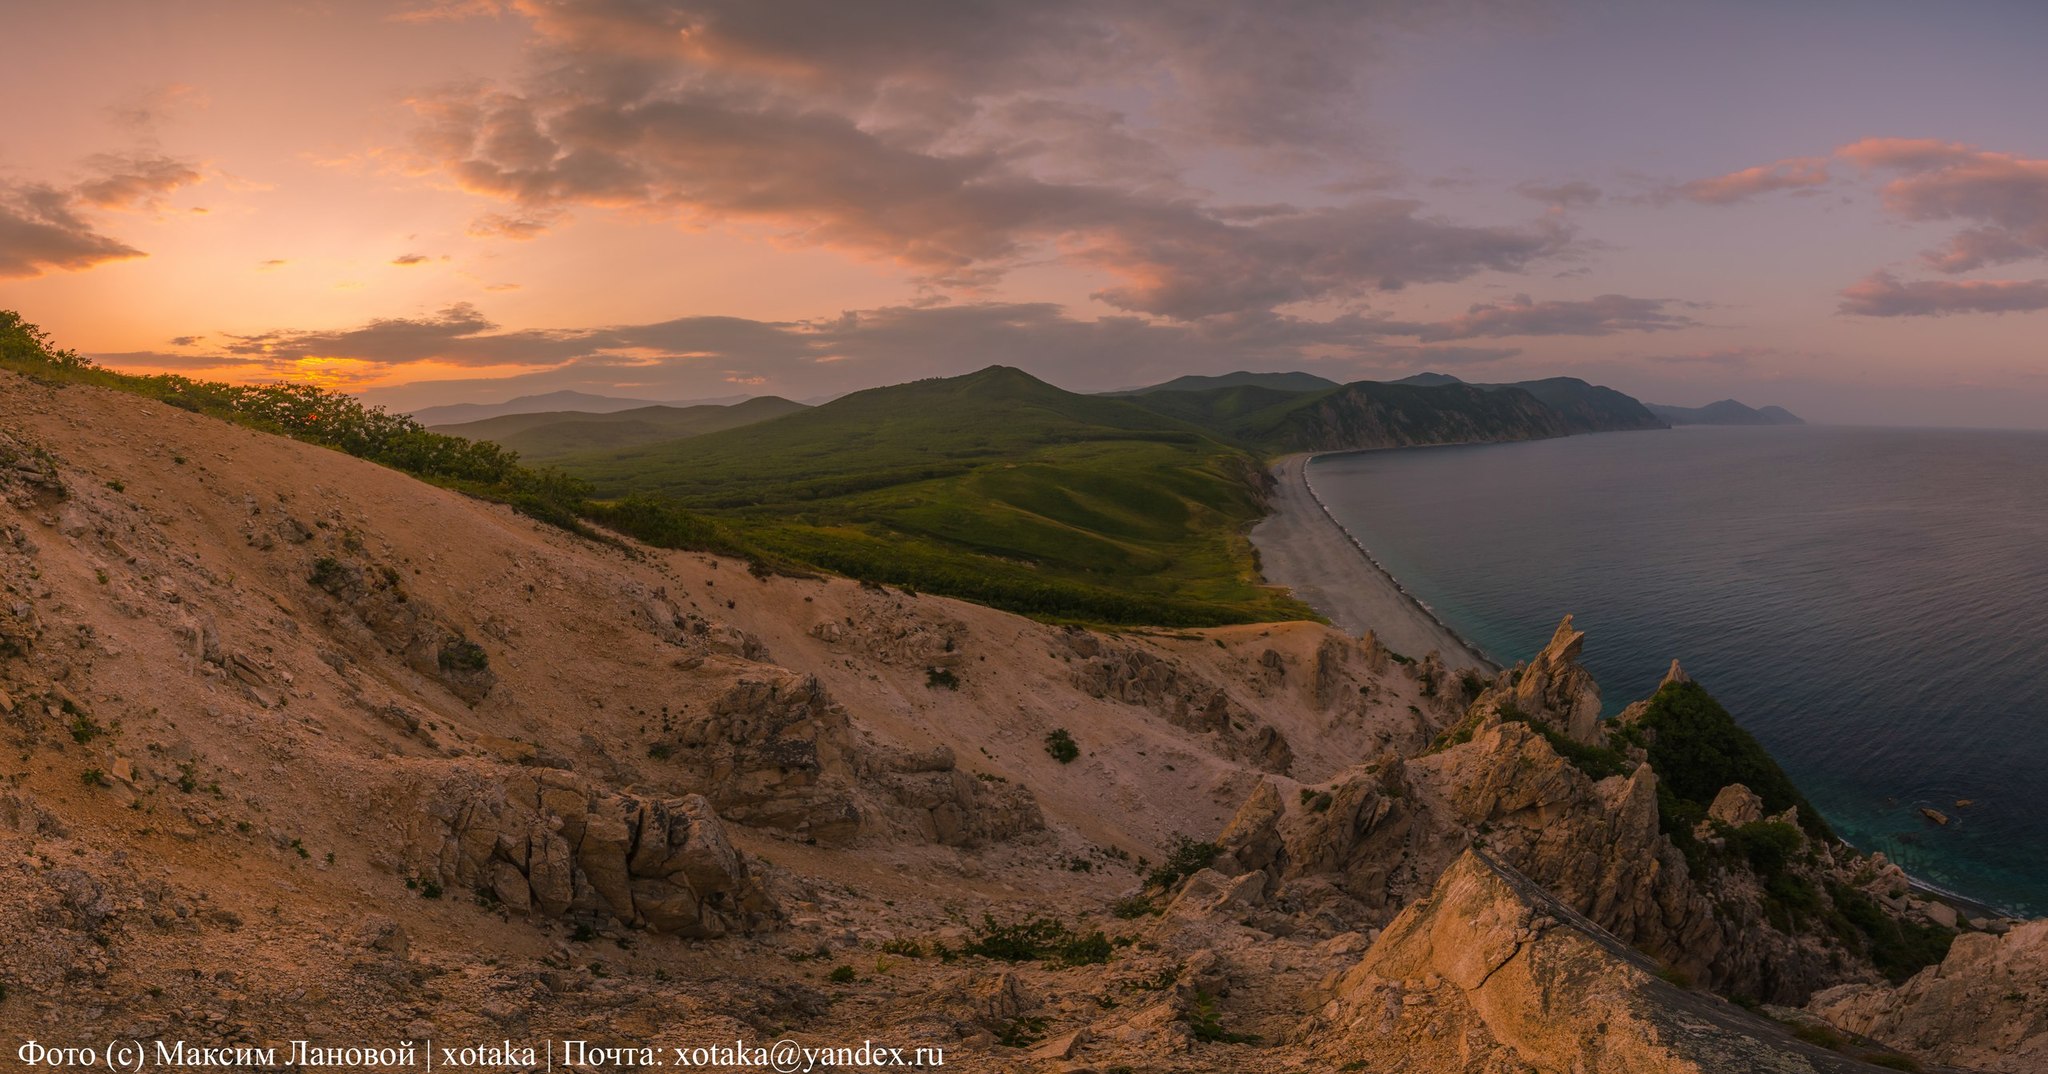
[1826,881,1955,983]
[1636,681,1835,843]
[1044,728,1079,764]
[1111,895,1157,919]
[961,914,1114,967]
[438,639,489,673]
[1146,837,1219,890]
[1187,991,1257,1044]
[925,667,959,690]
[1727,821,1804,879]
[827,965,856,983]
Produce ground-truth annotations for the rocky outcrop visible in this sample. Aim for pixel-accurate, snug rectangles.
[863,743,1045,847]
[1810,920,2048,1073]
[390,762,780,937]
[1259,622,1898,1005]
[303,552,498,704]
[660,670,864,840]
[1707,783,1765,828]
[1510,615,1602,742]
[1310,849,1901,1073]
[806,591,966,669]
[1064,632,1293,773]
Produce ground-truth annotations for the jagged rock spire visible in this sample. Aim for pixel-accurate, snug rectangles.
[1512,614,1603,744]
[1662,659,1690,687]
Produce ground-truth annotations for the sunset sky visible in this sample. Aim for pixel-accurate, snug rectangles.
[5,0,2047,425]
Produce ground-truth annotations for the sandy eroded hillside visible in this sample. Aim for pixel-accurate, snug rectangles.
[1,369,2035,1072]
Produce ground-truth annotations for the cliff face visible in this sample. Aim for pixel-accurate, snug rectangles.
[1309,849,1904,1073]
[0,368,2032,1072]
[1809,921,2048,1073]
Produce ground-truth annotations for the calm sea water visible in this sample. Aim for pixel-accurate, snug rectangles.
[1310,425,2048,916]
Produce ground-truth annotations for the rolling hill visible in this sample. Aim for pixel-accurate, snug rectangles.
[430,396,810,463]
[1107,370,1342,395]
[560,366,1313,625]
[407,388,755,425]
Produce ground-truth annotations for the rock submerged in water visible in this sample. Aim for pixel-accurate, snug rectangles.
[1921,807,1950,826]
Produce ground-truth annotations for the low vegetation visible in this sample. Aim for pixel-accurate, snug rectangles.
[960,914,1115,967]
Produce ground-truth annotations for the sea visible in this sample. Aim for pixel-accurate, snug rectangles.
[1308,424,2048,917]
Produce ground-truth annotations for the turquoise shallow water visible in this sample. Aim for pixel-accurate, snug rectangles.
[1309,425,2048,916]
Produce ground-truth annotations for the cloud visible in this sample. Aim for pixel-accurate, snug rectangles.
[1837,271,2048,316]
[104,84,207,135]
[404,0,1570,318]
[0,181,145,279]
[1401,294,1700,341]
[73,153,204,211]
[468,211,561,239]
[391,253,432,265]
[1669,156,1831,205]
[1836,137,2048,273]
[1515,180,1603,212]
[122,281,1717,413]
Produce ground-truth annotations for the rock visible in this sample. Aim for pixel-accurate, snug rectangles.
[1026,1029,1085,1062]
[1920,807,1950,826]
[350,915,409,957]
[1810,919,2048,1073]
[1922,901,1958,929]
[1706,783,1764,828]
[1510,615,1603,743]
[390,764,780,937]
[1313,850,1890,1072]
[1215,780,1285,877]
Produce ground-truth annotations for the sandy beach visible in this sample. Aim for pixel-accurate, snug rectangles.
[1251,453,1495,671]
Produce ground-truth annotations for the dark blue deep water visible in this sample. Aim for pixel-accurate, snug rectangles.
[1310,425,2048,915]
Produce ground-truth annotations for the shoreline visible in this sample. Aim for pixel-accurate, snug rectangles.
[1251,446,2032,923]
[1249,452,1494,671]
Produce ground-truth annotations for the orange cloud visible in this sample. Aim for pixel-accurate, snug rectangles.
[1672,157,1831,205]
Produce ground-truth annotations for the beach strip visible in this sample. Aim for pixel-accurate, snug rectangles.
[1250,453,1494,671]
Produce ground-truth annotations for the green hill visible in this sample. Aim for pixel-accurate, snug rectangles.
[558,366,1672,625]
[1127,380,1563,452]
[431,396,808,462]
[1107,370,1341,396]
[560,366,1315,625]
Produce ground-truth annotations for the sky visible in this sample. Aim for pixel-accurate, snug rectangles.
[3,0,2047,426]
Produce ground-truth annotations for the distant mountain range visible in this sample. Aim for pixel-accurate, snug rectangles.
[1647,399,1805,426]
[426,397,810,464]
[1119,370,1802,431]
[408,389,756,426]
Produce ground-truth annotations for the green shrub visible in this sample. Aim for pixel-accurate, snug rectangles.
[961,914,1113,967]
[827,965,856,983]
[437,639,489,673]
[1146,837,1219,890]
[1727,821,1804,879]
[1825,881,1955,983]
[1110,895,1157,919]
[1187,991,1257,1044]
[925,667,959,690]
[1044,728,1079,764]
[69,713,105,744]
[1636,681,1834,843]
